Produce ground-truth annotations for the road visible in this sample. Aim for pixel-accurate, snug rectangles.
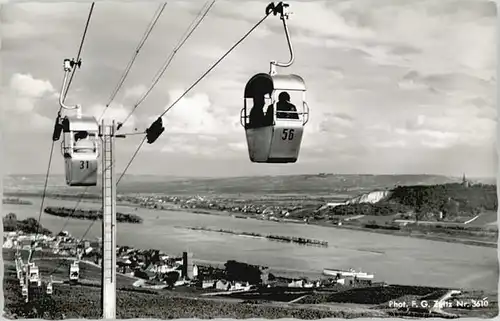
[430,290,461,317]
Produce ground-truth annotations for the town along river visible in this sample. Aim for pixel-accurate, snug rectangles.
[3,196,498,291]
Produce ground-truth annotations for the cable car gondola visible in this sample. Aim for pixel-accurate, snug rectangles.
[240,2,309,163]
[55,59,99,186]
[16,259,22,279]
[28,263,41,286]
[61,115,99,186]
[69,261,80,284]
[46,282,53,295]
[46,276,54,295]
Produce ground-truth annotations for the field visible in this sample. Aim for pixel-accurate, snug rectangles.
[466,210,498,228]
[4,280,390,319]
[217,286,315,302]
[442,290,500,318]
[294,286,498,318]
[297,286,448,305]
[345,214,397,225]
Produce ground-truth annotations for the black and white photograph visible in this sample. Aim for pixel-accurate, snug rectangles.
[1,0,498,319]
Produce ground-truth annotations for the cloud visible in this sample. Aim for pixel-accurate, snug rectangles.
[159,133,244,159]
[227,141,247,152]
[9,73,54,99]
[329,68,345,79]
[290,1,376,40]
[87,103,138,130]
[332,112,354,123]
[29,113,53,130]
[124,84,148,99]
[162,89,239,136]
[2,73,57,132]
[292,1,495,79]
[397,71,434,91]
[317,112,354,133]
[374,139,407,148]
[396,110,496,149]
[188,44,227,61]
[1,1,496,177]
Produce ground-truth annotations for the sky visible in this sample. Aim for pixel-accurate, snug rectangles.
[1,0,498,178]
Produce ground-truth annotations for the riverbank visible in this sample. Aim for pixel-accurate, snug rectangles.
[6,191,497,248]
[310,220,498,248]
[190,207,498,249]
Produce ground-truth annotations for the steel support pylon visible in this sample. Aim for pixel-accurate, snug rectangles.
[100,120,117,319]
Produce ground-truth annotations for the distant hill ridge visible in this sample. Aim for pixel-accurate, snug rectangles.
[4,173,495,196]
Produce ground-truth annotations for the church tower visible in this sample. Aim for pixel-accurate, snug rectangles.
[461,173,470,188]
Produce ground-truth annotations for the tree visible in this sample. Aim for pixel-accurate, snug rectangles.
[3,213,18,232]
[5,213,17,221]
[165,271,179,287]
[441,198,459,218]
[151,250,160,264]
[224,260,262,284]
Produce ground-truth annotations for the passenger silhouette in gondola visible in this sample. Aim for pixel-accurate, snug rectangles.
[248,95,266,128]
[74,131,94,153]
[264,91,299,125]
[275,91,299,119]
[74,131,88,141]
[263,98,275,126]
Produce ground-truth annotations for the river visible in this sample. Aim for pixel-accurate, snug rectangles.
[3,196,498,291]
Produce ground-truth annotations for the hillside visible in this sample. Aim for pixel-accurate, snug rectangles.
[4,174,470,197]
[345,190,391,204]
[323,183,497,220]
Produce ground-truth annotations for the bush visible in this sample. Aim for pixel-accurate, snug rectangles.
[331,202,410,216]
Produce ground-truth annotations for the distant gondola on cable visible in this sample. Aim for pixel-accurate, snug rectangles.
[28,262,41,287]
[46,276,54,295]
[69,261,80,284]
[53,59,99,187]
[240,2,309,163]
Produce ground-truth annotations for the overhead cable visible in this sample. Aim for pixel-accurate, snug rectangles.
[117,0,216,130]
[116,10,273,180]
[31,3,96,263]
[99,2,168,121]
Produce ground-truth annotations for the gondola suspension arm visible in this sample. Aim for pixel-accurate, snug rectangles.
[59,58,83,117]
[267,2,294,75]
[53,58,83,142]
